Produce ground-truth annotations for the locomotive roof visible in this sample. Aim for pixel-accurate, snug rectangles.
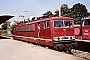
[16,16,74,26]
[52,16,73,20]
[26,16,74,25]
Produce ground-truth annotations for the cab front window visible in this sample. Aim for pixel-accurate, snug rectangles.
[84,19,90,26]
[54,20,63,28]
[64,20,73,28]
[54,20,73,28]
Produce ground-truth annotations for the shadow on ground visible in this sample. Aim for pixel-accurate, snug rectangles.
[0,36,10,39]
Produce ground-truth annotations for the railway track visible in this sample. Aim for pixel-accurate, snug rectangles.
[72,50,90,60]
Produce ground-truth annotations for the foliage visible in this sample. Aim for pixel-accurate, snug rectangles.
[88,12,90,15]
[0,30,2,35]
[43,10,53,17]
[9,22,16,34]
[54,3,89,24]
[54,9,59,16]
[0,22,16,35]
[61,4,70,16]
[70,3,88,24]
[2,22,8,30]
[0,30,7,35]
[43,10,53,15]
[54,4,70,17]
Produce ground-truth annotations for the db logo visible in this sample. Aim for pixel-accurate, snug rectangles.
[84,30,88,33]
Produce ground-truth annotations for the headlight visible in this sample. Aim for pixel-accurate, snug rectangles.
[72,36,75,39]
[53,37,58,41]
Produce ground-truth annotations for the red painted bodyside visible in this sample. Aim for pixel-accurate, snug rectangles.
[74,26,82,40]
[82,26,90,40]
[40,21,52,39]
[74,25,90,42]
[13,16,75,46]
[52,28,74,37]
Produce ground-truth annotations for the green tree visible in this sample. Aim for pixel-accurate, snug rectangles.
[2,22,10,30]
[70,3,88,24]
[9,22,16,34]
[88,12,90,16]
[54,9,59,16]
[61,4,70,16]
[54,4,70,17]
[43,10,53,17]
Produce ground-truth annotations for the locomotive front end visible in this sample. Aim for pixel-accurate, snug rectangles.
[52,17,78,53]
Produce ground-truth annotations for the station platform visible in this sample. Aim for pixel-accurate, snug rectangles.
[0,37,84,60]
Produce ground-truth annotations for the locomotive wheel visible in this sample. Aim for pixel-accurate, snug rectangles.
[64,44,72,54]
[72,42,78,49]
[64,44,69,53]
[68,44,73,54]
[58,44,64,52]
[53,44,59,51]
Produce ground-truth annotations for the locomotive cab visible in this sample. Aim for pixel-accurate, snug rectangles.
[51,17,77,53]
[52,17,75,43]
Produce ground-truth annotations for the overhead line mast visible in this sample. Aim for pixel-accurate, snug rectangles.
[59,1,61,16]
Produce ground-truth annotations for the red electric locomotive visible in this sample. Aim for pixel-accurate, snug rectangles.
[13,16,77,53]
[75,16,90,41]
[74,16,90,51]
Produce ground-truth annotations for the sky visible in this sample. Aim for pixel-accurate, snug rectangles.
[0,0,90,22]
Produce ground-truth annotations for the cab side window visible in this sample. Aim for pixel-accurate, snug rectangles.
[44,20,50,29]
